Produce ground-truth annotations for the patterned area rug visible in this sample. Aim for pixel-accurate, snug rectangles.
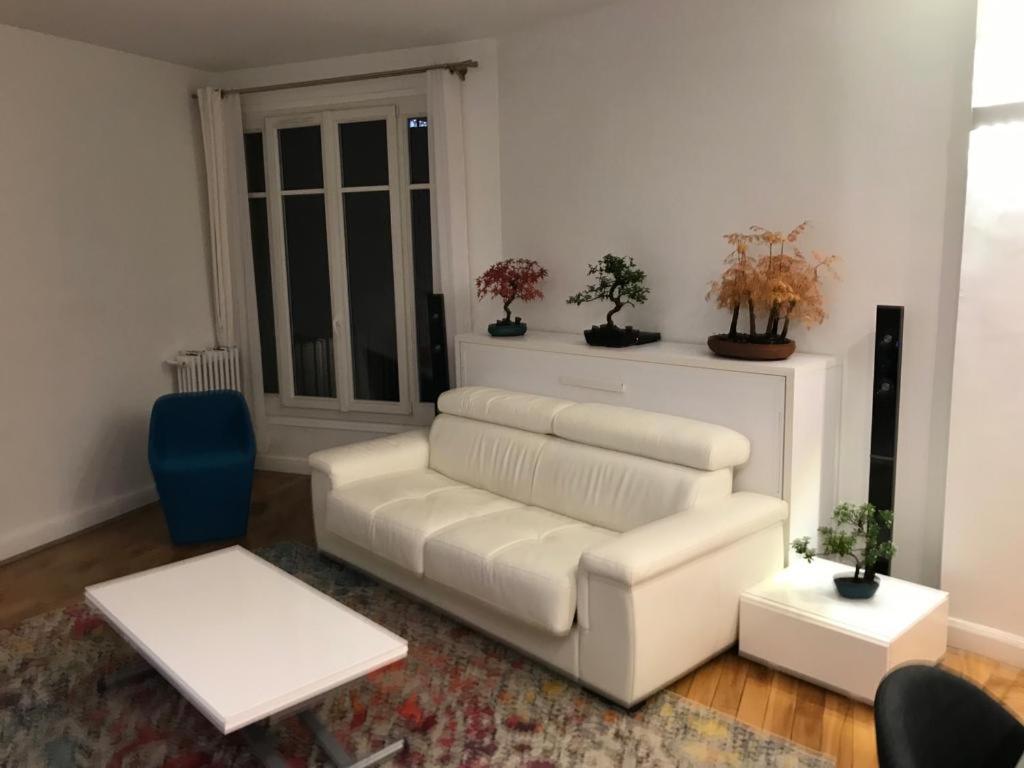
[1,542,834,767]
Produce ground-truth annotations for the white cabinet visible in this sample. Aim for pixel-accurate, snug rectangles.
[740,559,948,702]
[455,331,840,547]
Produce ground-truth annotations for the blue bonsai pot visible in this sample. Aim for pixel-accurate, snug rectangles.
[488,319,527,337]
[833,574,880,599]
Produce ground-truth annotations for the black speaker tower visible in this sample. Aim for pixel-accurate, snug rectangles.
[425,293,451,405]
[868,305,903,575]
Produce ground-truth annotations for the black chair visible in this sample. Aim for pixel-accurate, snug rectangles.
[875,664,1024,768]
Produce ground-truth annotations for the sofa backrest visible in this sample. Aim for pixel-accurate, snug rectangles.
[530,439,733,532]
[429,414,547,505]
[431,387,750,531]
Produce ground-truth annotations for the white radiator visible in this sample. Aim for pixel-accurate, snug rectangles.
[168,346,241,393]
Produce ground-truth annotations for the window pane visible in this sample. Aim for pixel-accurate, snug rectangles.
[973,0,1024,107]
[279,126,323,190]
[408,117,429,184]
[343,191,399,401]
[248,198,278,393]
[339,120,389,187]
[411,189,434,401]
[283,194,335,398]
[244,132,265,194]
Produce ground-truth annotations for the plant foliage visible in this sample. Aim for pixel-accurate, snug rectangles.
[476,258,548,323]
[566,254,650,328]
[792,502,896,580]
[707,222,839,342]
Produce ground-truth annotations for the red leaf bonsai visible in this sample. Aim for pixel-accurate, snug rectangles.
[476,258,548,335]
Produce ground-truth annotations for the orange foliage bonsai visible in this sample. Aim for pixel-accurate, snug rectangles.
[707,222,838,357]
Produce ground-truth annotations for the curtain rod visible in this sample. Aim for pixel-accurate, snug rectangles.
[193,59,478,99]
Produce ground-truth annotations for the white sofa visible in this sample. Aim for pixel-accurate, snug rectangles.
[309,386,787,706]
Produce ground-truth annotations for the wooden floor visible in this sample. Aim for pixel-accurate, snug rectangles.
[2,470,1022,767]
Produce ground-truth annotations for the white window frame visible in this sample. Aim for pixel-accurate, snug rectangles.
[261,103,422,418]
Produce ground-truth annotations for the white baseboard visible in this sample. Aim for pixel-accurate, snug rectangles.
[256,454,312,475]
[0,484,158,563]
[948,616,1024,667]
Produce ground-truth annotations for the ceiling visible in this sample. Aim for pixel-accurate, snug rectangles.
[0,0,615,71]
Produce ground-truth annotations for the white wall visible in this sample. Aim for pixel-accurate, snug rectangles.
[213,39,503,468]
[497,0,976,585]
[941,118,1024,664]
[0,25,215,560]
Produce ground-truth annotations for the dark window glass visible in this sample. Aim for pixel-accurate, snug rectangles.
[343,191,399,401]
[278,126,323,190]
[248,199,278,394]
[408,117,429,185]
[411,189,434,402]
[339,120,389,187]
[282,194,335,398]
[243,132,265,193]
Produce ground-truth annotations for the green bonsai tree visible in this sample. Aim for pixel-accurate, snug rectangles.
[792,502,896,580]
[566,254,650,328]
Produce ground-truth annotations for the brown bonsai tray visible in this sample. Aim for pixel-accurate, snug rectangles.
[707,334,796,361]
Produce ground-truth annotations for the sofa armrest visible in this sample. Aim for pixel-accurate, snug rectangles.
[580,492,787,586]
[308,428,430,489]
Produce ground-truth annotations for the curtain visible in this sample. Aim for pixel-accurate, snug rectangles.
[196,88,245,348]
[427,69,472,381]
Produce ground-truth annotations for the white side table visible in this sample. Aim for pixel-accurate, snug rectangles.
[739,558,948,702]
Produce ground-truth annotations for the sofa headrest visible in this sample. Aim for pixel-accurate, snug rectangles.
[436,387,574,434]
[552,403,750,471]
[436,387,750,470]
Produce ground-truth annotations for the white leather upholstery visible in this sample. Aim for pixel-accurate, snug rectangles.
[553,403,750,471]
[309,386,786,707]
[326,470,522,573]
[532,438,733,532]
[309,429,429,488]
[424,506,615,635]
[428,414,549,505]
[437,386,573,434]
[579,492,788,585]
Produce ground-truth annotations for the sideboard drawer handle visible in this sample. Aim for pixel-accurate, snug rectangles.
[558,376,625,394]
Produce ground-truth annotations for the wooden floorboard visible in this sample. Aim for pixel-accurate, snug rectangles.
[2,469,1022,768]
[0,470,314,629]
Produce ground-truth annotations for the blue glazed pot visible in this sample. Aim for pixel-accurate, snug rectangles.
[488,321,527,337]
[833,574,880,599]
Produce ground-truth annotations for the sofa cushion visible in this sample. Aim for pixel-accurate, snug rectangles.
[437,386,573,434]
[552,403,750,471]
[326,469,522,573]
[428,414,551,505]
[532,438,733,532]
[424,506,616,635]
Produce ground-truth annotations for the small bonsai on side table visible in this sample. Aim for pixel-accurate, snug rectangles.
[566,254,660,347]
[792,502,896,599]
[476,258,548,337]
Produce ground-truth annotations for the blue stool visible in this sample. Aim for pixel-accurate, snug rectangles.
[148,390,256,545]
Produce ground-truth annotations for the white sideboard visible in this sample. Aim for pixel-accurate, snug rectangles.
[455,331,841,548]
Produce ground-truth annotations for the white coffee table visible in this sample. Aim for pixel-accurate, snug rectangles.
[85,546,407,767]
[739,558,948,702]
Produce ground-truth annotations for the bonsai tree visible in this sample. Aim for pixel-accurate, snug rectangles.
[792,502,896,581]
[707,222,838,344]
[707,234,758,337]
[476,258,548,326]
[566,254,650,328]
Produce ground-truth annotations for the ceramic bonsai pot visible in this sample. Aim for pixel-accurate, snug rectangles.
[833,574,880,600]
[488,319,527,337]
[584,324,661,348]
[707,333,796,361]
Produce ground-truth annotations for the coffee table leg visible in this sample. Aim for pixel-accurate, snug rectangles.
[298,710,404,768]
[243,723,289,768]
[96,662,157,694]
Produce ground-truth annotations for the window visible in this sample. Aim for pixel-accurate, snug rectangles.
[244,104,436,417]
